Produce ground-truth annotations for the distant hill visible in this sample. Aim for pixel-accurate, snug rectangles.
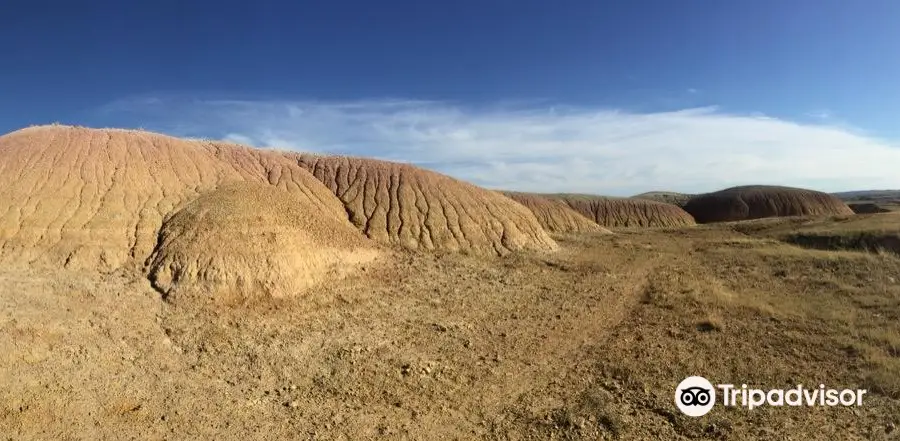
[547,194,696,228]
[631,191,693,207]
[684,185,853,223]
[833,190,900,213]
[831,190,900,201]
[502,192,612,234]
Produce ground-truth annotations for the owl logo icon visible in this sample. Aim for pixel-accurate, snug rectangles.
[679,386,712,406]
[676,376,716,416]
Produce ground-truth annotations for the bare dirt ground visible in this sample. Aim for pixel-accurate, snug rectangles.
[2,221,900,440]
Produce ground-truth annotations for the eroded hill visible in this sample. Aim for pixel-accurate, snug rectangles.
[0,126,558,277]
[684,185,853,223]
[549,194,697,228]
[0,125,345,272]
[501,191,612,234]
[293,155,558,254]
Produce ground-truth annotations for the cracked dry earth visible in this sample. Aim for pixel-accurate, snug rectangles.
[3,225,900,440]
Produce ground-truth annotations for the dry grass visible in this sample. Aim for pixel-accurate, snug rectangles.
[700,236,900,402]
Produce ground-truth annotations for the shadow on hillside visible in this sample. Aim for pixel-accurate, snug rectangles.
[782,232,900,256]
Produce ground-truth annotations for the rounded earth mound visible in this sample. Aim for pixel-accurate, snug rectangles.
[292,155,558,254]
[551,195,696,228]
[502,192,612,234]
[0,125,346,271]
[683,185,854,223]
[147,183,379,303]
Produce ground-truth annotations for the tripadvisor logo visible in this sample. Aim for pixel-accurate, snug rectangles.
[675,376,867,417]
[676,376,716,417]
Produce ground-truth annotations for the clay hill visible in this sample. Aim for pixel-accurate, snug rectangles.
[0,125,556,294]
[683,185,854,224]
[292,155,557,254]
[147,182,379,304]
[501,191,612,234]
[548,194,697,228]
[0,125,350,273]
[631,191,693,207]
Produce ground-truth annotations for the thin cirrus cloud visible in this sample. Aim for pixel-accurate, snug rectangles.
[96,97,900,196]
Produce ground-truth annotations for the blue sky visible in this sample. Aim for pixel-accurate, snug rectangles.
[3,0,900,194]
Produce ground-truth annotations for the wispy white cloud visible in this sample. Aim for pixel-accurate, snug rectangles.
[98,97,900,196]
[806,109,834,120]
